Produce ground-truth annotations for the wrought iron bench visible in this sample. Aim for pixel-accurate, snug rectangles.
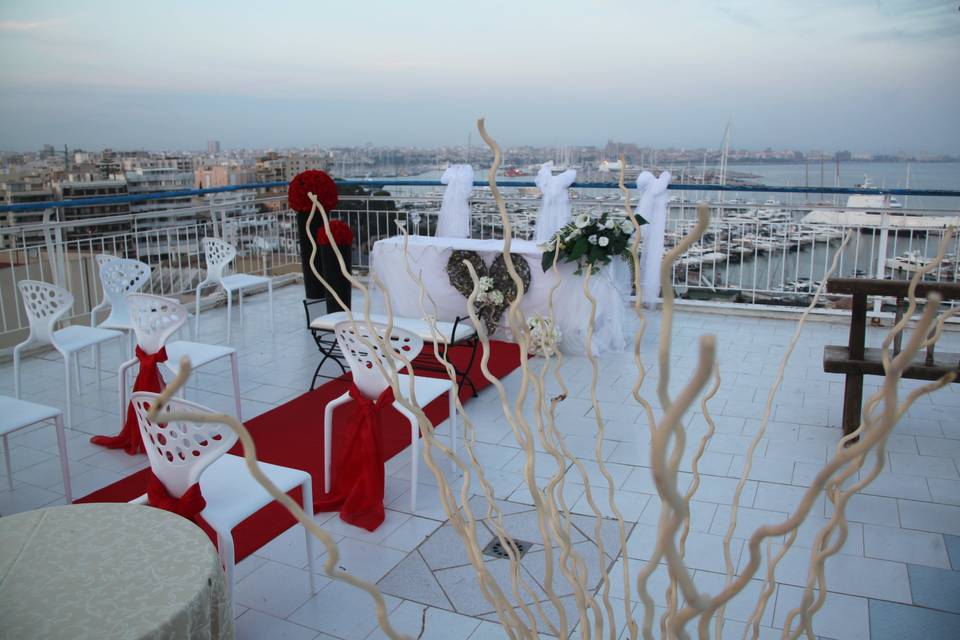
[302,300,480,395]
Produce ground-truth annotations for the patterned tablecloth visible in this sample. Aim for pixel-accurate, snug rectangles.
[0,503,232,640]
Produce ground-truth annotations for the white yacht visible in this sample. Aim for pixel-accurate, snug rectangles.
[884,250,943,274]
[802,176,960,231]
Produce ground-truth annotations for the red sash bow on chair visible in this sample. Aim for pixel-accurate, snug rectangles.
[91,346,168,455]
[146,472,207,520]
[315,384,394,531]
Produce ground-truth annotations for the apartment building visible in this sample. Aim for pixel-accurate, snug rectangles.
[56,177,131,239]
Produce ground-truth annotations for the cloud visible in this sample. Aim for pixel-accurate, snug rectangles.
[856,23,960,42]
[715,6,762,29]
[873,0,957,20]
[0,19,65,32]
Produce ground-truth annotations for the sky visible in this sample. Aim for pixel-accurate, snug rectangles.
[1,0,958,154]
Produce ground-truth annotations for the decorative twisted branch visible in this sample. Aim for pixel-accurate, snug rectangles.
[708,230,854,640]
[147,359,413,640]
[138,124,957,640]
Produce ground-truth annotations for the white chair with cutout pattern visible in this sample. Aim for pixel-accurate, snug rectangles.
[90,255,151,351]
[119,294,242,424]
[323,320,458,512]
[194,237,273,342]
[13,280,124,430]
[128,391,316,609]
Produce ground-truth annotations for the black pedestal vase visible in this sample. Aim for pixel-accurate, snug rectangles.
[319,243,353,313]
[297,213,326,300]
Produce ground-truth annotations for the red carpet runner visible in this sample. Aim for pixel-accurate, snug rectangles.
[77,341,521,563]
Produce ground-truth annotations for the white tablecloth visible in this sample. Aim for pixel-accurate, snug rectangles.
[0,503,232,640]
[370,235,628,354]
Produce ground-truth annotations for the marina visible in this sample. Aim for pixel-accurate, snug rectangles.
[374,173,959,309]
[408,181,959,307]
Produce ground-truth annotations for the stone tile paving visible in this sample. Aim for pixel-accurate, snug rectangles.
[4,283,960,638]
[868,600,960,640]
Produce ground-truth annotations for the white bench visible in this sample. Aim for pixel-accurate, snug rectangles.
[309,312,476,343]
[305,310,479,394]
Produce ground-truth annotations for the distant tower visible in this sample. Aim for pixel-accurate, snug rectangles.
[207,140,221,154]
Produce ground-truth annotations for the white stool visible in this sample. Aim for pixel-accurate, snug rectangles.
[0,396,72,503]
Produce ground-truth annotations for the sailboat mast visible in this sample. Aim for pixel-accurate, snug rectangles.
[905,162,911,209]
[701,150,708,201]
[834,157,840,206]
[718,120,731,204]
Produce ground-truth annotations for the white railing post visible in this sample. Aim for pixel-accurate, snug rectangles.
[873,207,890,315]
[41,208,66,287]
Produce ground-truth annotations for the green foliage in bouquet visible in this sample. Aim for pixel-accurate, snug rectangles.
[540,211,646,275]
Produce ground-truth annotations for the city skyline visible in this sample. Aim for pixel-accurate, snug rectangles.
[7,141,955,163]
[1,1,958,154]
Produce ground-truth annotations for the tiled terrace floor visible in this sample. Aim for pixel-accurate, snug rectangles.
[2,284,959,639]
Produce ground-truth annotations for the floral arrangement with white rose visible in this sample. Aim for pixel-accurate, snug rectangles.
[527,315,561,356]
[475,276,505,307]
[539,211,646,275]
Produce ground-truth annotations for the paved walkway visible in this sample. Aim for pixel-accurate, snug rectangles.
[2,284,958,639]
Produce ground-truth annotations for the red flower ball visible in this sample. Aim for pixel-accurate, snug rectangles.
[317,219,354,246]
[288,170,338,214]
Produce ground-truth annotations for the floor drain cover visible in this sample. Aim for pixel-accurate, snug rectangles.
[482,537,533,560]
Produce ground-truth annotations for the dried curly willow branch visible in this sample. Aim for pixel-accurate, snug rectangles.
[141,121,954,640]
[680,270,949,640]
[301,197,536,638]
[631,203,712,640]
[147,359,412,640]
[476,118,623,638]
[711,229,853,640]
[781,227,957,640]
[394,222,563,637]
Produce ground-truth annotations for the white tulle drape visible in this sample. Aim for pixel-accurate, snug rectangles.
[553,261,628,355]
[635,170,671,306]
[436,164,474,238]
[369,236,627,355]
[533,162,577,244]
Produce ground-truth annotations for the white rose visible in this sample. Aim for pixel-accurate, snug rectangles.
[621,219,635,234]
[574,213,591,228]
[604,219,616,229]
[599,236,610,247]
[588,235,598,245]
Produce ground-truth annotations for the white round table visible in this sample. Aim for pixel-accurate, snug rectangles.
[0,503,233,640]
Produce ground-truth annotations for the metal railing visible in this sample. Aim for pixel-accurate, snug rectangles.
[0,197,301,345]
[392,196,960,302]
[1,180,958,346]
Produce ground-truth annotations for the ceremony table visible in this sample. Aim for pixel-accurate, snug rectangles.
[370,235,629,354]
[0,503,232,640]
